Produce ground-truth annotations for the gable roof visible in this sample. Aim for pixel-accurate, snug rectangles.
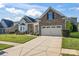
[27,16,36,22]
[1,19,14,27]
[0,23,4,28]
[21,16,36,23]
[38,7,65,19]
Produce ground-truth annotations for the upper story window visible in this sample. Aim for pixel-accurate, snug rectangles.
[47,12,54,20]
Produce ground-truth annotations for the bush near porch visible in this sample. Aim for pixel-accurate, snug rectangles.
[0,34,36,43]
[62,32,79,50]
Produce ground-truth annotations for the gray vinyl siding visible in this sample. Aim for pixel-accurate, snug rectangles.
[0,29,5,34]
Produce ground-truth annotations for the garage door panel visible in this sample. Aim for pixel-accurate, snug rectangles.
[41,25,62,36]
[51,28,62,36]
[41,28,52,36]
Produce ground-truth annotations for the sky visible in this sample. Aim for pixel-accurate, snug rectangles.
[0,3,79,22]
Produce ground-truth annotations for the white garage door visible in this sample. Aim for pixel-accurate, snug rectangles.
[41,25,62,36]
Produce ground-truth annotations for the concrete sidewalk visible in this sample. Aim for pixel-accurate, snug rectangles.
[0,41,20,46]
[62,48,79,55]
[1,36,62,56]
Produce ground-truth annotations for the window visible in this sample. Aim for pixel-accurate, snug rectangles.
[57,26,61,28]
[20,26,25,32]
[20,26,22,31]
[19,23,25,32]
[47,26,50,28]
[47,12,54,20]
[51,26,55,28]
[42,26,45,28]
[22,27,25,31]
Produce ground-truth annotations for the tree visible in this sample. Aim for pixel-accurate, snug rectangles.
[66,21,73,32]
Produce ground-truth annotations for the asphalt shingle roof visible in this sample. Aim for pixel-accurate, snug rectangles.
[1,19,14,27]
[22,16,36,23]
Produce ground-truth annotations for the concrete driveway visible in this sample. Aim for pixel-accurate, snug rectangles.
[1,36,62,56]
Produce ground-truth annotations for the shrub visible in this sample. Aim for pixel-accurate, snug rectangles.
[66,21,73,32]
[72,24,78,32]
[62,30,70,37]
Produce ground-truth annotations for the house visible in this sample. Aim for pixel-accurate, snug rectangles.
[18,7,78,36]
[1,19,14,28]
[0,23,5,34]
[0,19,16,34]
[18,15,38,34]
[18,7,67,36]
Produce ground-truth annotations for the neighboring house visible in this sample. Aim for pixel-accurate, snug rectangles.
[1,19,14,28]
[0,19,16,34]
[0,23,5,34]
[68,17,77,26]
[65,17,78,32]
[18,16,39,34]
[67,17,77,31]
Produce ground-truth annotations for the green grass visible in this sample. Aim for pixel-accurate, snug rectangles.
[62,37,79,50]
[0,44,13,50]
[62,32,79,50]
[62,54,76,56]
[0,34,36,43]
[70,32,79,38]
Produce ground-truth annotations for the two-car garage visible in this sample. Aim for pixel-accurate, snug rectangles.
[41,25,62,36]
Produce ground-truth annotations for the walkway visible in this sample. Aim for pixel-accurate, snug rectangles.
[0,41,20,46]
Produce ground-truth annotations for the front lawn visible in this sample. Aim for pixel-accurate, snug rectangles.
[62,37,79,50]
[0,34,36,43]
[70,32,79,38]
[0,44,13,50]
[62,32,79,50]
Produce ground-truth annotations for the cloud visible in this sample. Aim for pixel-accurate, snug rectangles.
[4,17,12,20]
[4,16,22,21]
[24,4,47,9]
[75,7,79,10]
[69,7,79,11]
[0,3,5,8]
[14,17,22,21]
[76,8,79,10]
[5,8,25,14]
[26,8,42,18]
[56,8,65,12]
[4,17,14,21]
[4,3,47,19]
[4,3,47,11]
